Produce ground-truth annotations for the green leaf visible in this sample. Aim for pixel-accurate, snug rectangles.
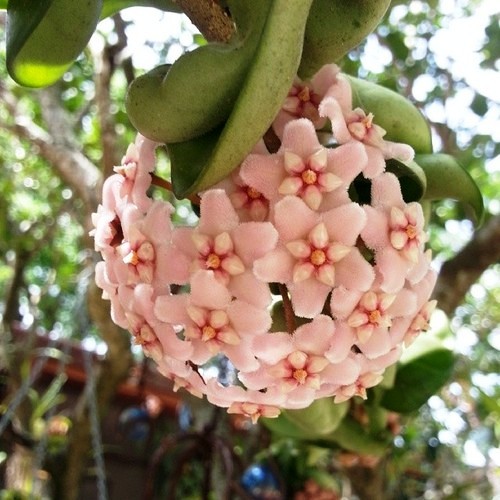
[381,348,455,413]
[416,153,485,225]
[322,418,390,456]
[7,0,103,87]
[0,0,7,9]
[386,158,427,202]
[298,0,391,78]
[168,0,314,197]
[283,398,349,437]
[101,0,180,19]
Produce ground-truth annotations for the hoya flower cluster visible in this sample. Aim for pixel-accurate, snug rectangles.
[92,64,437,423]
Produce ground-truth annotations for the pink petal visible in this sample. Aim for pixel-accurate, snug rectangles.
[228,300,272,335]
[252,332,294,364]
[322,203,366,245]
[319,97,351,143]
[240,155,285,201]
[327,141,367,185]
[358,329,392,359]
[330,287,363,319]
[224,342,260,372]
[371,173,404,209]
[281,118,322,159]
[375,249,409,293]
[230,271,272,308]
[232,222,279,265]
[190,270,232,309]
[274,196,318,241]
[253,248,295,284]
[154,294,189,325]
[155,323,194,361]
[294,315,335,353]
[334,250,375,291]
[322,356,361,385]
[362,205,391,251]
[156,245,191,285]
[362,145,386,179]
[325,321,356,363]
[198,190,239,235]
[289,279,331,318]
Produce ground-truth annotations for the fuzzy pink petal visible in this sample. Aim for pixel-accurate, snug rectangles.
[311,63,340,95]
[371,173,404,209]
[319,97,352,143]
[154,294,190,325]
[253,248,295,284]
[190,270,232,309]
[322,203,366,245]
[156,245,191,285]
[322,356,361,386]
[198,190,239,235]
[280,118,322,158]
[366,346,402,371]
[327,141,367,185]
[229,271,272,308]
[274,197,318,241]
[407,251,431,284]
[190,341,213,365]
[362,145,386,179]
[252,332,294,364]
[224,341,260,372]
[388,288,417,318]
[240,155,285,201]
[284,387,317,409]
[227,300,272,335]
[322,73,352,113]
[142,201,173,242]
[361,206,391,250]
[358,329,392,359]
[238,368,278,391]
[171,227,198,259]
[293,315,335,353]
[382,140,415,162]
[289,279,331,318]
[232,222,279,265]
[155,323,194,361]
[375,249,409,293]
[325,321,356,363]
[334,250,375,291]
[330,287,363,319]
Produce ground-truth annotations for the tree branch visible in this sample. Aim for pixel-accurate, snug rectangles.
[433,214,500,315]
[0,85,102,217]
[174,0,234,43]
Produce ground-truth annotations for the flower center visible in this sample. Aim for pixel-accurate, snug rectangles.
[368,310,382,325]
[301,169,318,185]
[310,249,326,266]
[298,86,311,102]
[123,249,139,266]
[201,325,217,341]
[246,186,262,200]
[293,368,308,384]
[206,253,221,270]
[406,224,417,239]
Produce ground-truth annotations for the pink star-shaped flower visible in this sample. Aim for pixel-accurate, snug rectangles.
[273,63,352,138]
[114,201,189,288]
[154,271,271,372]
[360,173,429,293]
[254,196,374,318]
[240,119,367,212]
[319,97,415,179]
[172,189,278,307]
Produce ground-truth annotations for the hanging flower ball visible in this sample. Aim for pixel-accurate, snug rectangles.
[91,64,437,423]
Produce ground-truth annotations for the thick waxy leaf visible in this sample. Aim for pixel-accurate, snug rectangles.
[299,0,391,78]
[168,0,314,198]
[101,0,180,18]
[416,153,485,225]
[126,1,271,144]
[283,398,349,436]
[349,76,433,155]
[386,158,427,202]
[7,0,103,87]
[381,348,455,413]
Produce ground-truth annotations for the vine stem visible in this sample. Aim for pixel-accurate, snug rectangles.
[278,284,296,334]
[150,172,201,205]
